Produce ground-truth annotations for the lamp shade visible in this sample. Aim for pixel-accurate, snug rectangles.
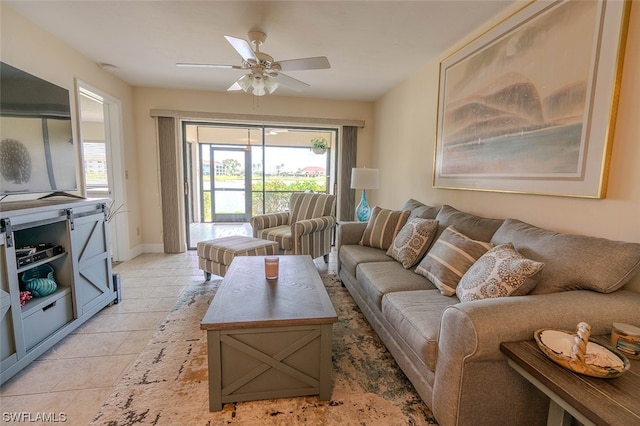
[351,168,379,189]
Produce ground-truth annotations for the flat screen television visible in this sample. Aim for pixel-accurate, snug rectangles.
[0,62,78,197]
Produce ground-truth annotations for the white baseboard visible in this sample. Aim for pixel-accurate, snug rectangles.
[140,243,165,253]
[116,243,182,262]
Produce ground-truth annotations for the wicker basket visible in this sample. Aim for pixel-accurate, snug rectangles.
[21,264,57,297]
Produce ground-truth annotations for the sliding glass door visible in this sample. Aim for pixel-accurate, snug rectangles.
[184,122,337,249]
[201,145,251,222]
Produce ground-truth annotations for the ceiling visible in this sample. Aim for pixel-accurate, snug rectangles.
[5,1,516,102]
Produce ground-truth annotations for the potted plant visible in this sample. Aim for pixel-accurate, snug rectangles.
[311,137,328,154]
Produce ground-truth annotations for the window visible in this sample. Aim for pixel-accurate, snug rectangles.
[79,88,109,196]
[183,123,337,249]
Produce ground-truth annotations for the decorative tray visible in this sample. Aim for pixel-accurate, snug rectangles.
[534,322,630,378]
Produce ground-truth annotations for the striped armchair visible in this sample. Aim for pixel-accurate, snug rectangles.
[250,192,337,261]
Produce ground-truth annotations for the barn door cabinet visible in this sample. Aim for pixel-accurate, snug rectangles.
[0,199,116,384]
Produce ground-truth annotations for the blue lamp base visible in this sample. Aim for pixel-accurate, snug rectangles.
[355,190,371,222]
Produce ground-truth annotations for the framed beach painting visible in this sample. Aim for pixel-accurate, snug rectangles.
[433,0,631,198]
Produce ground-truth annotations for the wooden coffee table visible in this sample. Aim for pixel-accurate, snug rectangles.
[201,255,338,411]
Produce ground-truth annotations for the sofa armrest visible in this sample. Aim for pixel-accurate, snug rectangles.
[336,221,368,246]
[249,212,290,236]
[335,221,368,273]
[432,289,640,426]
[292,216,336,237]
[439,289,640,364]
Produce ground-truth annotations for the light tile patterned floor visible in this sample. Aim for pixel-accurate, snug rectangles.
[0,224,337,424]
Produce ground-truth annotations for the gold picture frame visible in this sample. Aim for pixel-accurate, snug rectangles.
[433,0,630,198]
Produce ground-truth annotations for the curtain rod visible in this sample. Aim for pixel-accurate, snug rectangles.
[149,109,365,128]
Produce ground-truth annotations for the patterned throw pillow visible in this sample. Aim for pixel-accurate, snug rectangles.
[359,206,410,250]
[456,243,545,302]
[415,226,493,296]
[387,218,439,268]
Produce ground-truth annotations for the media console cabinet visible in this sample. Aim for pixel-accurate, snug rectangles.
[0,198,116,384]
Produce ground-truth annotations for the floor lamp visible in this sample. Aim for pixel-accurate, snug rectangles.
[351,168,379,222]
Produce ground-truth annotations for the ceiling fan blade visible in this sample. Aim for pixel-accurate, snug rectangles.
[276,56,330,72]
[271,72,310,92]
[227,81,242,91]
[224,35,258,62]
[176,63,242,69]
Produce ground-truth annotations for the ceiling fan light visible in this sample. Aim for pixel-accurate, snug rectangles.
[251,74,267,96]
[237,74,252,92]
[252,86,266,96]
[253,74,265,89]
[264,78,279,94]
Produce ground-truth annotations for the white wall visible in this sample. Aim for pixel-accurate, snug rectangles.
[373,3,640,291]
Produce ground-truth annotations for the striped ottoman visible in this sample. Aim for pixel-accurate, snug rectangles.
[196,236,279,280]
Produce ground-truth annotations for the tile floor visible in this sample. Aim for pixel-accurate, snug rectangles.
[0,224,337,425]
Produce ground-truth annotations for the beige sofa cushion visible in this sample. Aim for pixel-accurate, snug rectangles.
[491,219,640,294]
[435,205,503,242]
[456,243,545,301]
[416,226,492,296]
[339,244,395,279]
[401,198,441,220]
[357,261,436,309]
[382,290,458,371]
[387,218,439,268]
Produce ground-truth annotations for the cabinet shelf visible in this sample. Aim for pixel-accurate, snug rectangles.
[16,252,67,274]
[20,287,71,318]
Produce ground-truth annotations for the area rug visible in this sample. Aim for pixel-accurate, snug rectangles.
[91,274,437,425]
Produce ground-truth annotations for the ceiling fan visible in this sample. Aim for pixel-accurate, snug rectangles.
[177,31,330,96]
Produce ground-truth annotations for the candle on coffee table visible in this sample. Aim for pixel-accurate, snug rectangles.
[264,256,279,280]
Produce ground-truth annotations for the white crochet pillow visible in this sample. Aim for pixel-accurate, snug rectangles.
[456,243,545,302]
[387,218,438,268]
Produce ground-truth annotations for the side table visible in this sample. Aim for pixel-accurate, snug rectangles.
[500,339,640,426]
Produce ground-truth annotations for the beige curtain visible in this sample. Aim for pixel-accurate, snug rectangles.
[157,116,184,253]
[339,126,358,221]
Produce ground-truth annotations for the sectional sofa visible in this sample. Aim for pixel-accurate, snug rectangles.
[336,199,640,426]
